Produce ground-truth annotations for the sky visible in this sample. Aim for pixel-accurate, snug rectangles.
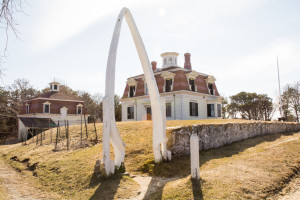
[0,0,300,102]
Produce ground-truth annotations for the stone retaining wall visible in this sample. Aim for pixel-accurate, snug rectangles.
[167,122,300,155]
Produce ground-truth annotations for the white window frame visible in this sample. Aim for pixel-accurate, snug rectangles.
[161,71,176,93]
[126,78,138,97]
[43,101,51,114]
[77,104,83,115]
[25,104,30,114]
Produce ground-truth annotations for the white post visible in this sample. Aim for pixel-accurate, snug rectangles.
[190,134,200,180]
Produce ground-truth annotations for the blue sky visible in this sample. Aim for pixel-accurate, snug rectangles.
[0,0,299,101]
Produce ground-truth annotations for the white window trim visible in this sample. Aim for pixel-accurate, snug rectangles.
[207,82,215,95]
[25,103,30,114]
[161,71,176,93]
[76,104,83,115]
[43,101,51,114]
[127,78,138,97]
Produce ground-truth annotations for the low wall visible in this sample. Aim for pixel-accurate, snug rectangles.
[167,122,300,155]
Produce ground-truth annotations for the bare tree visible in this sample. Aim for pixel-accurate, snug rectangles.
[0,0,24,74]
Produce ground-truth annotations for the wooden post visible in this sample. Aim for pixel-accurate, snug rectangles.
[190,134,200,180]
[40,128,43,146]
[36,129,38,145]
[55,121,59,149]
[84,112,88,139]
[67,120,69,151]
[93,117,97,142]
[80,113,83,146]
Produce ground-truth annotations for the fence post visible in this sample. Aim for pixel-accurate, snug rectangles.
[84,113,88,139]
[190,134,200,180]
[55,121,59,150]
[93,118,97,142]
[67,120,69,151]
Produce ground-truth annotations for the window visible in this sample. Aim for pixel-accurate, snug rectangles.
[165,79,172,92]
[208,83,214,95]
[129,86,135,97]
[166,102,171,117]
[54,85,57,90]
[189,79,195,92]
[26,104,30,114]
[175,58,177,65]
[145,83,148,95]
[77,106,82,114]
[50,85,53,90]
[168,57,172,64]
[127,106,134,119]
[190,102,198,116]
[164,58,167,65]
[207,104,215,117]
[44,104,50,113]
[217,104,221,117]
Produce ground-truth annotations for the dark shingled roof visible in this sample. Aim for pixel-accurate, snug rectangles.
[27,91,83,102]
[19,117,56,128]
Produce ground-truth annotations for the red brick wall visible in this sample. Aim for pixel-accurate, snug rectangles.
[121,70,221,99]
[20,99,86,115]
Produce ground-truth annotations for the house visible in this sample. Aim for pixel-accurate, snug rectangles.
[18,82,87,140]
[120,52,222,121]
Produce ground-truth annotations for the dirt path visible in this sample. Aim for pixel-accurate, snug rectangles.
[132,175,176,200]
[0,158,58,200]
[277,176,300,200]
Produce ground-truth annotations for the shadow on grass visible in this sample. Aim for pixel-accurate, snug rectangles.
[88,160,122,200]
[89,175,122,200]
[140,132,296,199]
[151,132,295,178]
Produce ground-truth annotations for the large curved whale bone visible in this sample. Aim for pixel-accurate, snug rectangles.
[102,7,171,176]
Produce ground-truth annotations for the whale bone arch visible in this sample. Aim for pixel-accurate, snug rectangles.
[102,7,171,176]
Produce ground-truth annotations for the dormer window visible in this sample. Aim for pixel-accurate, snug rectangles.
[43,101,51,114]
[168,58,172,64]
[54,84,58,90]
[189,79,195,92]
[126,78,138,98]
[129,86,135,97]
[165,79,172,92]
[25,104,30,114]
[145,83,148,95]
[161,71,176,93]
[186,70,198,92]
[208,83,214,95]
[77,104,83,115]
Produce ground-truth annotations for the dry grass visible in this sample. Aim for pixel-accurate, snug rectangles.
[146,131,300,199]
[0,119,299,199]
[0,178,9,200]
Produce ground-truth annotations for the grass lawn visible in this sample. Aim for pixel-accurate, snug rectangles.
[0,119,299,199]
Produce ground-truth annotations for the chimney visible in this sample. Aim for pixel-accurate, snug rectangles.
[184,53,192,70]
[151,61,157,71]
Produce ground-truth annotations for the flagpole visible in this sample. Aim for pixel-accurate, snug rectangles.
[277,56,283,118]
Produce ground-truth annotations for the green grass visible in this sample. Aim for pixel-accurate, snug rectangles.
[0,119,299,199]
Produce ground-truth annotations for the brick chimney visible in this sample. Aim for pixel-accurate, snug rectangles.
[184,53,192,70]
[151,61,157,71]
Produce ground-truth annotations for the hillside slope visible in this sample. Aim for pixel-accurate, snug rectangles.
[0,119,299,199]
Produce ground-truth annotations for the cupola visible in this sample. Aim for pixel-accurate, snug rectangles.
[160,52,179,68]
[49,81,60,92]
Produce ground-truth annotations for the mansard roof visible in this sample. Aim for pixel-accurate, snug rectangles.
[25,91,84,102]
